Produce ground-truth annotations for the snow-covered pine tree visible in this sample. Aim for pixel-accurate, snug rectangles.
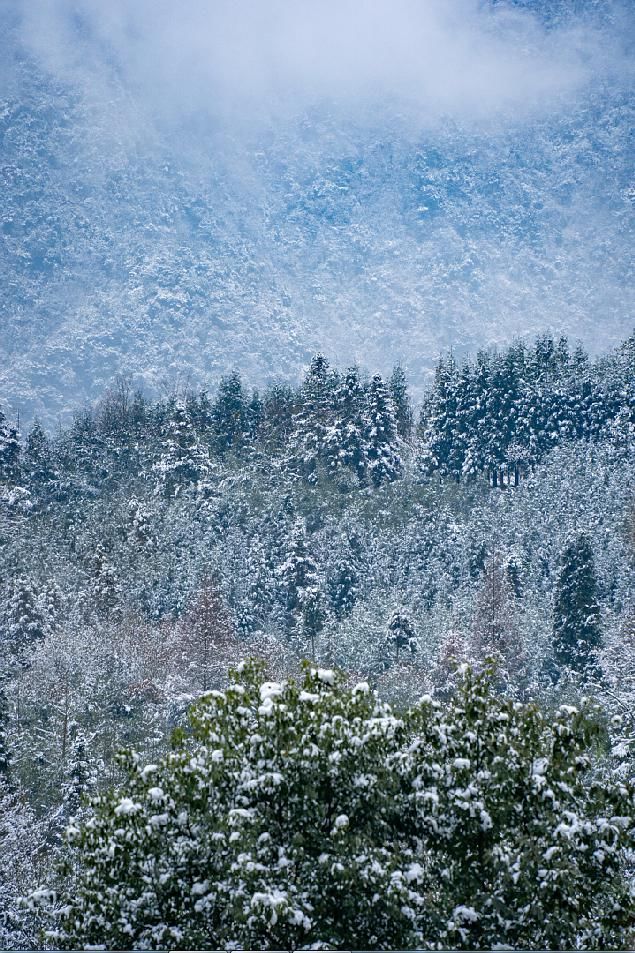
[59,723,99,826]
[278,520,322,653]
[388,364,413,440]
[325,366,367,484]
[364,374,402,487]
[4,576,50,662]
[0,408,21,486]
[211,372,247,456]
[152,399,210,497]
[327,557,359,621]
[387,608,416,664]
[23,419,57,494]
[552,533,602,675]
[295,355,336,482]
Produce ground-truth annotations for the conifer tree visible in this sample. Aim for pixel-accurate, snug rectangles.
[552,534,602,674]
[325,366,366,483]
[278,521,322,646]
[387,609,416,663]
[388,365,413,440]
[0,408,21,486]
[364,374,402,487]
[153,400,210,497]
[327,558,359,620]
[296,355,336,481]
[24,420,56,491]
[0,689,11,781]
[212,372,247,456]
[4,576,49,661]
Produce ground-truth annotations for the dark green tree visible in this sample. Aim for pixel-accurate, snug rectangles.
[552,534,602,673]
[212,372,247,456]
[364,374,402,487]
[388,364,414,440]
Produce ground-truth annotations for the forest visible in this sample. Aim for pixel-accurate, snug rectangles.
[1,331,634,948]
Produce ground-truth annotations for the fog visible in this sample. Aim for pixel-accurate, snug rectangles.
[15,0,626,128]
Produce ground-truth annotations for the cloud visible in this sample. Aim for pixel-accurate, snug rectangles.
[14,0,622,127]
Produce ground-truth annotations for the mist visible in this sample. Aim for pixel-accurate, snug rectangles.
[1,0,633,425]
[15,0,626,128]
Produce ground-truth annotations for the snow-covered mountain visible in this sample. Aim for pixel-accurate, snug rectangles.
[1,0,632,425]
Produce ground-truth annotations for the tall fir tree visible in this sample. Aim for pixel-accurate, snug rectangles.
[552,534,602,674]
[296,355,336,481]
[212,372,247,456]
[388,365,413,440]
[325,366,367,484]
[364,375,402,487]
[0,408,21,486]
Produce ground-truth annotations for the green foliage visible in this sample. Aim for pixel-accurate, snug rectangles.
[43,662,635,951]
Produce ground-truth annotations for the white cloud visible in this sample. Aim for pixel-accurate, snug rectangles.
[14,0,621,126]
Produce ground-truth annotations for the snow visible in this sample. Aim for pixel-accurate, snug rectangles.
[312,668,336,685]
[260,682,283,702]
[452,905,480,923]
[114,798,141,817]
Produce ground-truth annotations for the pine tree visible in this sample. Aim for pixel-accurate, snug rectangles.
[0,689,11,781]
[278,521,322,649]
[0,408,21,486]
[387,609,416,664]
[23,419,57,492]
[552,534,602,674]
[212,372,247,456]
[296,355,336,481]
[325,366,366,484]
[327,558,359,620]
[60,724,98,824]
[388,365,413,440]
[364,374,402,487]
[4,576,49,661]
[153,400,210,497]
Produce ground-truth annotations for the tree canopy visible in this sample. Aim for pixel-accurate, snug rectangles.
[39,662,635,951]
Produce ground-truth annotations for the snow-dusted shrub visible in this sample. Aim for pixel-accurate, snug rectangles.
[39,662,634,950]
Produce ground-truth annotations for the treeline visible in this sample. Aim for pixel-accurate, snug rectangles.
[1,333,633,504]
[420,333,635,484]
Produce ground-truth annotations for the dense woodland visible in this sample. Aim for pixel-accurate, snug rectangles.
[1,331,634,947]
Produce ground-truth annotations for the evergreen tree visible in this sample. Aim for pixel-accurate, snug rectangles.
[245,389,265,443]
[325,366,366,484]
[153,400,210,497]
[387,609,417,663]
[59,724,98,824]
[23,419,57,491]
[327,558,359,621]
[44,664,635,951]
[388,365,413,440]
[0,689,11,781]
[0,408,21,486]
[552,534,602,674]
[364,374,402,487]
[278,521,322,647]
[4,576,49,661]
[296,355,336,481]
[212,372,247,456]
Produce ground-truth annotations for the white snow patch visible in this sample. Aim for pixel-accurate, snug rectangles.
[114,797,141,816]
